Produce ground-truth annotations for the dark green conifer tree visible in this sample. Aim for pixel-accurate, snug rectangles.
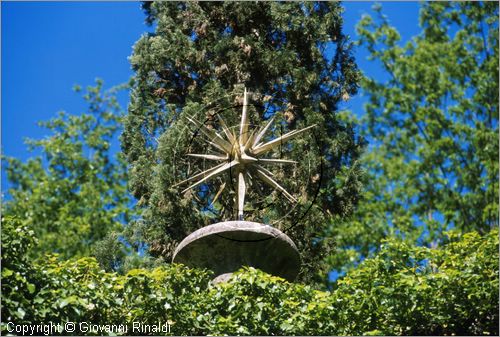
[121,1,364,283]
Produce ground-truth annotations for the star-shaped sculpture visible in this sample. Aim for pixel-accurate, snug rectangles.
[175,89,315,220]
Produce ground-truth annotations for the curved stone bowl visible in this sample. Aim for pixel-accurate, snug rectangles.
[172,221,300,282]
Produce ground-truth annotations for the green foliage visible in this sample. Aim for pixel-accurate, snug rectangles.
[1,216,211,334]
[2,80,137,269]
[329,1,499,273]
[333,230,499,335]
[1,217,38,324]
[122,1,364,284]
[2,216,497,335]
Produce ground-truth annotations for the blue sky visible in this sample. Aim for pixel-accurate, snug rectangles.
[2,2,148,162]
[2,1,421,165]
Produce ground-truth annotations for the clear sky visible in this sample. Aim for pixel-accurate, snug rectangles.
[2,2,148,161]
[1,1,421,162]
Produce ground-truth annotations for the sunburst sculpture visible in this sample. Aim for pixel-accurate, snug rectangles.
[175,89,315,220]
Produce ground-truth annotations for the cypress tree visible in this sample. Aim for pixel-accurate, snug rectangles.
[121,1,363,283]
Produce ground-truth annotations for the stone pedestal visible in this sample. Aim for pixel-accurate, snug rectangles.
[172,221,300,282]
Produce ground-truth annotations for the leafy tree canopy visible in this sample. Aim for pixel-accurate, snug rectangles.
[328,1,499,274]
[2,81,141,271]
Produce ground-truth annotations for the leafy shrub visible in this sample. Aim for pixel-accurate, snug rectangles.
[2,216,498,335]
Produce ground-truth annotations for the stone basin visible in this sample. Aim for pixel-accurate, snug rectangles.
[172,221,301,282]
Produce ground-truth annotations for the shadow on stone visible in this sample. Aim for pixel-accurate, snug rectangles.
[172,221,301,282]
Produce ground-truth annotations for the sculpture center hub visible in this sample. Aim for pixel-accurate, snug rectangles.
[231,144,256,167]
[176,87,315,219]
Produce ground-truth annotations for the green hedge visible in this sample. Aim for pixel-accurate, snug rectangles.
[2,216,498,335]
